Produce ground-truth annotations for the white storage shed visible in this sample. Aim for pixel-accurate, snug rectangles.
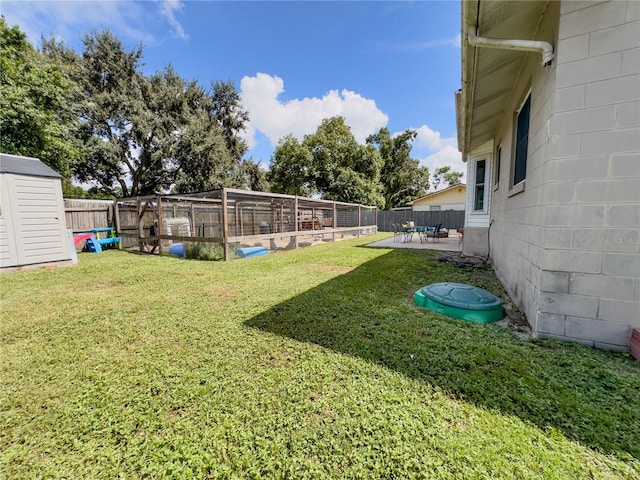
[0,153,74,272]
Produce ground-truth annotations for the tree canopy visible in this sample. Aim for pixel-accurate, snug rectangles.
[269,117,384,207]
[268,120,465,208]
[3,23,254,198]
[0,18,81,179]
[366,127,430,209]
[432,165,464,191]
[2,21,464,204]
[61,31,252,197]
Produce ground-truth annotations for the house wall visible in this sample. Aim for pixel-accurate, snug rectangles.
[488,11,558,336]
[413,203,465,212]
[535,0,640,349]
[412,186,467,212]
[480,0,639,350]
[464,0,559,332]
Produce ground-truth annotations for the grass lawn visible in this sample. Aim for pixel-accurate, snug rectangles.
[1,234,639,479]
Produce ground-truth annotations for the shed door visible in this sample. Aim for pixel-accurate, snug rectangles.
[0,178,19,267]
[7,174,70,266]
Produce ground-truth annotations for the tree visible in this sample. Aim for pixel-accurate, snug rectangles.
[269,117,384,207]
[268,135,315,196]
[239,159,270,192]
[303,117,384,206]
[54,30,246,197]
[171,109,234,193]
[174,79,250,193]
[68,30,151,197]
[0,19,81,179]
[210,80,249,162]
[366,127,430,209]
[61,179,114,199]
[432,166,464,191]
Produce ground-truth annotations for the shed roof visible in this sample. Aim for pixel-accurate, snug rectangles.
[0,153,62,179]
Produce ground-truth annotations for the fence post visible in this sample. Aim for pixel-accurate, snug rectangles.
[157,197,164,255]
[221,188,229,261]
[332,201,337,241]
[113,200,120,236]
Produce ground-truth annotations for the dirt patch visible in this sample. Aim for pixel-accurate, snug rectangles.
[498,301,532,340]
[435,253,487,269]
[435,253,532,340]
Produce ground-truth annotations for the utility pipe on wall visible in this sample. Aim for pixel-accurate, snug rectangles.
[467,28,554,67]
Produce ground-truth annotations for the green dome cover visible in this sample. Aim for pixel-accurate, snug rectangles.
[414,283,503,324]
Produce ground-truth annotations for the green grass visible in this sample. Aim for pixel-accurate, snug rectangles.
[1,234,638,479]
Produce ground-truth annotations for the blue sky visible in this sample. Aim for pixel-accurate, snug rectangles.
[2,0,465,178]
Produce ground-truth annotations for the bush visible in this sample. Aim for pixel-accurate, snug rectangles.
[183,242,224,261]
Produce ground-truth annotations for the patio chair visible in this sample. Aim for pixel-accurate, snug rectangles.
[426,223,443,243]
[392,223,403,242]
[403,223,415,242]
[416,226,429,244]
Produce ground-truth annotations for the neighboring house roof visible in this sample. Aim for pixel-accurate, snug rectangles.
[0,153,62,179]
[409,184,466,205]
[456,0,552,157]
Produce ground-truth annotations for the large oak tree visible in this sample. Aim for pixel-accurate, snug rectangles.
[42,30,251,197]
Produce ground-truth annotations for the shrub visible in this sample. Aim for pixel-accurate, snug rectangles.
[183,242,224,261]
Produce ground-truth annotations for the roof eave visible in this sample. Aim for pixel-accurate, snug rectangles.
[458,0,479,159]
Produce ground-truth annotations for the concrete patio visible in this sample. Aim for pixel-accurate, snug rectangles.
[367,231,463,252]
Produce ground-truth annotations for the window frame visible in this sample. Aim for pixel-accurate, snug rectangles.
[493,143,502,191]
[511,90,531,192]
[472,157,488,213]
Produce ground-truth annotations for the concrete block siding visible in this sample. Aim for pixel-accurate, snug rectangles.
[539,0,640,348]
[471,1,640,349]
[540,1,640,348]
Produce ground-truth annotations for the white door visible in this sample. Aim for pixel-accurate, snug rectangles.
[7,174,70,266]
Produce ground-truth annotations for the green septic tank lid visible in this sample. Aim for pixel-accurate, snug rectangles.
[413,282,504,324]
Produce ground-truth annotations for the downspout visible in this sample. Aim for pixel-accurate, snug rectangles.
[467,28,554,67]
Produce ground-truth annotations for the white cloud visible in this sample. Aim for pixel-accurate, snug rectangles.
[0,0,186,47]
[453,33,462,48]
[160,0,188,40]
[239,73,389,150]
[396,125,465,179]
[412,124,458,151]
[422,145,466,180]
[241,75,465,178]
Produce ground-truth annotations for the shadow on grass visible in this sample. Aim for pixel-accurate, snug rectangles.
[246,248,640,461]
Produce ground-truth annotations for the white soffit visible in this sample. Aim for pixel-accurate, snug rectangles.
[461,0,550,154]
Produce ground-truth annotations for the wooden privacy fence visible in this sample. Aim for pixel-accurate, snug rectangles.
[64,199,114,233]
[377,210,465,232]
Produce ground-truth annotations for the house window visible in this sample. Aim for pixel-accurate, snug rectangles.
[494,145,502,188]
[513,93,531,186]
[474,159,486,211]
[431,205,441,211]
